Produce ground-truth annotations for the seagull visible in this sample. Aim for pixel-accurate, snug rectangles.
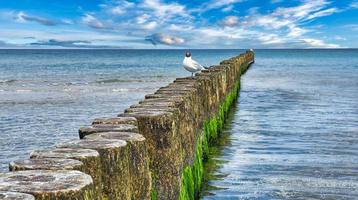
[183,51,206,77]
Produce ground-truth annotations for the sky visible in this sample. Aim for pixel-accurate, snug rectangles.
[0,0,357,49]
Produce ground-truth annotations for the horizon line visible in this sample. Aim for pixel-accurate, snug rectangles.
[0,48,357,50]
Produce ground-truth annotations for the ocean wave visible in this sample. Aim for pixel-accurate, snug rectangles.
[0,99,75,105]
[95,78,157,84]
[96,78,129,84]
[95,76,167,84]
[0,79,17,84]
[112,88,129,92]
[15,89,32,92]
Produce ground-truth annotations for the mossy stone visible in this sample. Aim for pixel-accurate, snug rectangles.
[56,139,130,200]
[84,132,151,200]
[30,148,103,198]
[79,124,138,139]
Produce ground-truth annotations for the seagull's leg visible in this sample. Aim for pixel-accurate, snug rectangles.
[191,72,193,77]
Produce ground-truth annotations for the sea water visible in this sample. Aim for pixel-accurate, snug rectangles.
[202,49,358,199]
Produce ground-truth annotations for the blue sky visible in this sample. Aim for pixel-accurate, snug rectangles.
[0,0,357,48]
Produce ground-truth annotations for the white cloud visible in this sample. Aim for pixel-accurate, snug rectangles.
[343,24,358,30]
[136,14,151,24]
[258,33,285,45]
[334,36,346,41]
[287,26,308,38]
[301,38,340,48]
[239,0,341,47]
[62,19,73,25]
[306,8,340,20]
[196,27,250,41]
[202,0,245,11]
[222,5,234,12]
[145,33,185,45]
[141,0,188,19]
[243,14,291,29]
[272,0,330,20]
[0,28,137,47]
[100,0,135,15]
[111,7,125,15]
[81,14,108,29]
[243,0,336,30]
[112,1,134,15]
[168,24,193,31]
[142,21,158,30]
[15,12,26,23]
[15,11,64,26]
[350,1,358,9]
[220,16,239,27]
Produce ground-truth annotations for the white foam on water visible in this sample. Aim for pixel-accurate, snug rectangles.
[15,89,32,92]
[112,88,129,92]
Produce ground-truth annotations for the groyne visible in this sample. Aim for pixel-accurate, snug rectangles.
[0,50,254,200]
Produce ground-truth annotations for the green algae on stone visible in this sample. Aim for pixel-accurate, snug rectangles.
[178,79,242,200]
[150,188,158,200]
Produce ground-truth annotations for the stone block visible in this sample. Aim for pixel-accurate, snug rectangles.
[56,139,130,200]
[0,170,97,200]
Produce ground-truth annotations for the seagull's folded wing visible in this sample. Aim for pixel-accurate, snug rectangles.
[192,59,204,70]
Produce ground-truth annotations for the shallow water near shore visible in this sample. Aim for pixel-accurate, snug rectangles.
[0,49,357,199]
[202,49,358,199]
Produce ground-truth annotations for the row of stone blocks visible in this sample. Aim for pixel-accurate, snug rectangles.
[0,116,146,200]
[0,51,254,200]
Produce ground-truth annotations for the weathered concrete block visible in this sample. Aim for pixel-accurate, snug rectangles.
[84,132,151,200]
[56,139,130,200]
[0,170,97,200]
[119,110,174,118]
[169,81,196,86]
[9,158,83,171]
[145,93,185,99]
[132,101,177,108]
[193,75,214,113]
[124,106,179,114]
[92,117,138,126]
[158,86,194,92]
[121,109,183,199]
[139,98,184,107]
[30,148,103,198]
[0,191,35,200]
[174,77,198,83]
[155,89,191,95]
[79,124,138,139]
